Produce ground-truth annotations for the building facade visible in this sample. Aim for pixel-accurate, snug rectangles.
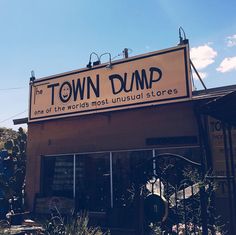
[24,44,236,233]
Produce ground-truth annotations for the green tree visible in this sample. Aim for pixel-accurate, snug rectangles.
[0,127,27,210]
[0,128,17,150]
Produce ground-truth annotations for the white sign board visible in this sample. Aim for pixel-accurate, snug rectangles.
[29,45,191,122]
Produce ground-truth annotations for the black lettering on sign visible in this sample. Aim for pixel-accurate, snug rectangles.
[149,67,162,88]
[87,75,100,99]
[59,81,72,103]
[109,67,162,95]
[47,83,59,105]
[72,78,86,101]
[47,75,100,105]
[109,74,124,95]
[135,69,149,90]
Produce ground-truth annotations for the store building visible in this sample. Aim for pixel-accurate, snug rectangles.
[23,43,236,233]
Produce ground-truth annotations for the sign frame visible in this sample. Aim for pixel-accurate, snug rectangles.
[29,44,192,122]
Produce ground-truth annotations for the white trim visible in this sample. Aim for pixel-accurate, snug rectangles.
[73,154,76,198]
[110,152,113,208]
[152,149,156,175]
[42,145,200,158]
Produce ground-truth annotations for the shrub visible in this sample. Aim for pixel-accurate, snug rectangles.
[45,209,109,235]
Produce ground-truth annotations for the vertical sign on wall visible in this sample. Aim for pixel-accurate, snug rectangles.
[208,117,236,197]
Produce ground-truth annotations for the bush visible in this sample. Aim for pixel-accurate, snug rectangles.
[45,210,109,235]
[0,127,27,217]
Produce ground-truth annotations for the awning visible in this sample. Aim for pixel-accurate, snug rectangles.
[13,117,28,125]
[200,90,236,126]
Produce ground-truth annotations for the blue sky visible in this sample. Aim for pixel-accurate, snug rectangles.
[0,0,236,129]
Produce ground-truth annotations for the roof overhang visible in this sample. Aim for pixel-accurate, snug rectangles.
[199,90,236,126]
[13,117,28,125]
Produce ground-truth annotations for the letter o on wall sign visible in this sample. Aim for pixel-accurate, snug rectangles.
[59,81,72,103]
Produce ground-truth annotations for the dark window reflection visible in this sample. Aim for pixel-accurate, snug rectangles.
[42,155,74,198]
[154,147,201,186]
[155,147,201,162]
[112,150,153,208]
[75,153,110,212]
[40,148,199,214]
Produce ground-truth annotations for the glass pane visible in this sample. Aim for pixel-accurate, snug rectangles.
[155,147,201,162]
[41,155,74,198]
[112,150,153,208]
[154,147,201,186]
[75,153,110,212]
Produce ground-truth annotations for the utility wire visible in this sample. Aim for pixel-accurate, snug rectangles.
[0,87,27,91]
[0,110,28,124]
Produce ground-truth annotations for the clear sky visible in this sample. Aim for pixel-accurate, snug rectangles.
[0,0,236,129]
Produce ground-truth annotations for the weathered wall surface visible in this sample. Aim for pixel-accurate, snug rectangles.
[26,101,198,210]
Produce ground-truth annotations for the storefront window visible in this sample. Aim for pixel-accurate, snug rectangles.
[40,147,200,212]
[41,155,74,198]
[112,150,153,208]
[155,147,201,162]
[75,153,110,212]
[154,147,201,186]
